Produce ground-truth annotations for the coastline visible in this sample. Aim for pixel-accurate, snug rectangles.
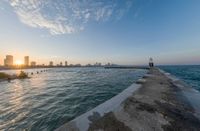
[56,68,200,131]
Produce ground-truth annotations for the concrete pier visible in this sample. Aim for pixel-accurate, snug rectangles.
[104,66,149,70]
[56,68,200,131]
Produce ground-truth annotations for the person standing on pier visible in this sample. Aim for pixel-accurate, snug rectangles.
[149,58,154,67]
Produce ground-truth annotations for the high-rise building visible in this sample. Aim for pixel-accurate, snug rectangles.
[60,62,63,66]
[4,55,13,66]
[65,61,68,66]
[49,61,53,66]
[31,61,36,67]
[24,56,29,66]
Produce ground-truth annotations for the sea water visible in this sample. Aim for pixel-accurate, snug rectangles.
[160,65,200,91]
[0,67,147,131]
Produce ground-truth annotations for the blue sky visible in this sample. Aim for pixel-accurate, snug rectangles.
[0,0,200,65]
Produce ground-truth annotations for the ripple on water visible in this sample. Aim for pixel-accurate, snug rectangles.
[0,68,147,131]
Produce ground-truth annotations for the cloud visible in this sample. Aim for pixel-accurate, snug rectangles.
[6,0,133,35]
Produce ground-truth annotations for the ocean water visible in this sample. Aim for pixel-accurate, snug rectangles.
[159,65,200,91]
[0,67,147,131]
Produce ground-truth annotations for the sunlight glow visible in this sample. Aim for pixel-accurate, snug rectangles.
[15,60,23,65]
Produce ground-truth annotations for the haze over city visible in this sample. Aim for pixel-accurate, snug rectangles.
[1,0,200,65]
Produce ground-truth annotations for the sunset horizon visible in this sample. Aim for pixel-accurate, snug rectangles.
[1,0,200,66]
[1,1,200,131]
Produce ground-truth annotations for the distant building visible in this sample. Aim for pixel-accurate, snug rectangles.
[24,56,29,66]
[65,61,68,66]
[86,64,91,67]
[75,64,81,67]
[4,59,6,66]
[49,61,53,66]
[94,62,101,67]
[4,55,13,66]
[60,62,63,66]
[106,63,111,66]
[31,61,36,67]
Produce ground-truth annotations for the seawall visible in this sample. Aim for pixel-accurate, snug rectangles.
[56,68,200,131]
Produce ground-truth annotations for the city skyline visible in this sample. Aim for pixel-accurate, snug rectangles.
[0,54,107,67]
[1,0,200,65]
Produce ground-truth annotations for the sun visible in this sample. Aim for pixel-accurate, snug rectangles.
[15,60,23,65]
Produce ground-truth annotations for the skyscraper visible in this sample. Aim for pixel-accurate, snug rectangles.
[31,61,36,67]
[4,55,13,66]
[24,56,29,66]
[49,61,53,66]
[65,61,68,66]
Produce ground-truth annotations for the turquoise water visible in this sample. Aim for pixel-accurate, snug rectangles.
[160,65,200,91]
[0,67,147,131]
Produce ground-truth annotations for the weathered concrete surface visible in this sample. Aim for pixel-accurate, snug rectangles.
[56,68,200,131]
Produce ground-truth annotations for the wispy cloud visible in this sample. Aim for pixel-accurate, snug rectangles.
[6,0,133,35]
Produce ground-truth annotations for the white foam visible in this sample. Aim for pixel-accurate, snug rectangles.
[158,69,179,82]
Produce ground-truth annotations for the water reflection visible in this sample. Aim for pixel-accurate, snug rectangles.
[0,68,147,130]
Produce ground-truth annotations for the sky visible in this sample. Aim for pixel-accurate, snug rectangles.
[0,0,200,65]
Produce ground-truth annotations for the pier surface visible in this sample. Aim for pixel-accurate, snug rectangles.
[56,68,200,131]
[104,66,149,70]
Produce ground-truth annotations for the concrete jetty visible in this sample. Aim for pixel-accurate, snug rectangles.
[104,66,149,70]
[56,68,200,131]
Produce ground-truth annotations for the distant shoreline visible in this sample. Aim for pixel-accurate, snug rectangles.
[0,65,150,71]
[1,64,199,71]
[0,66,100,71]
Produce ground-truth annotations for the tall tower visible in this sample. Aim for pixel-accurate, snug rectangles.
[49,61,53,66]
[4,55,13,66]
[24,56,29,66]
[31,61,36,67]
[65,61,68,66]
